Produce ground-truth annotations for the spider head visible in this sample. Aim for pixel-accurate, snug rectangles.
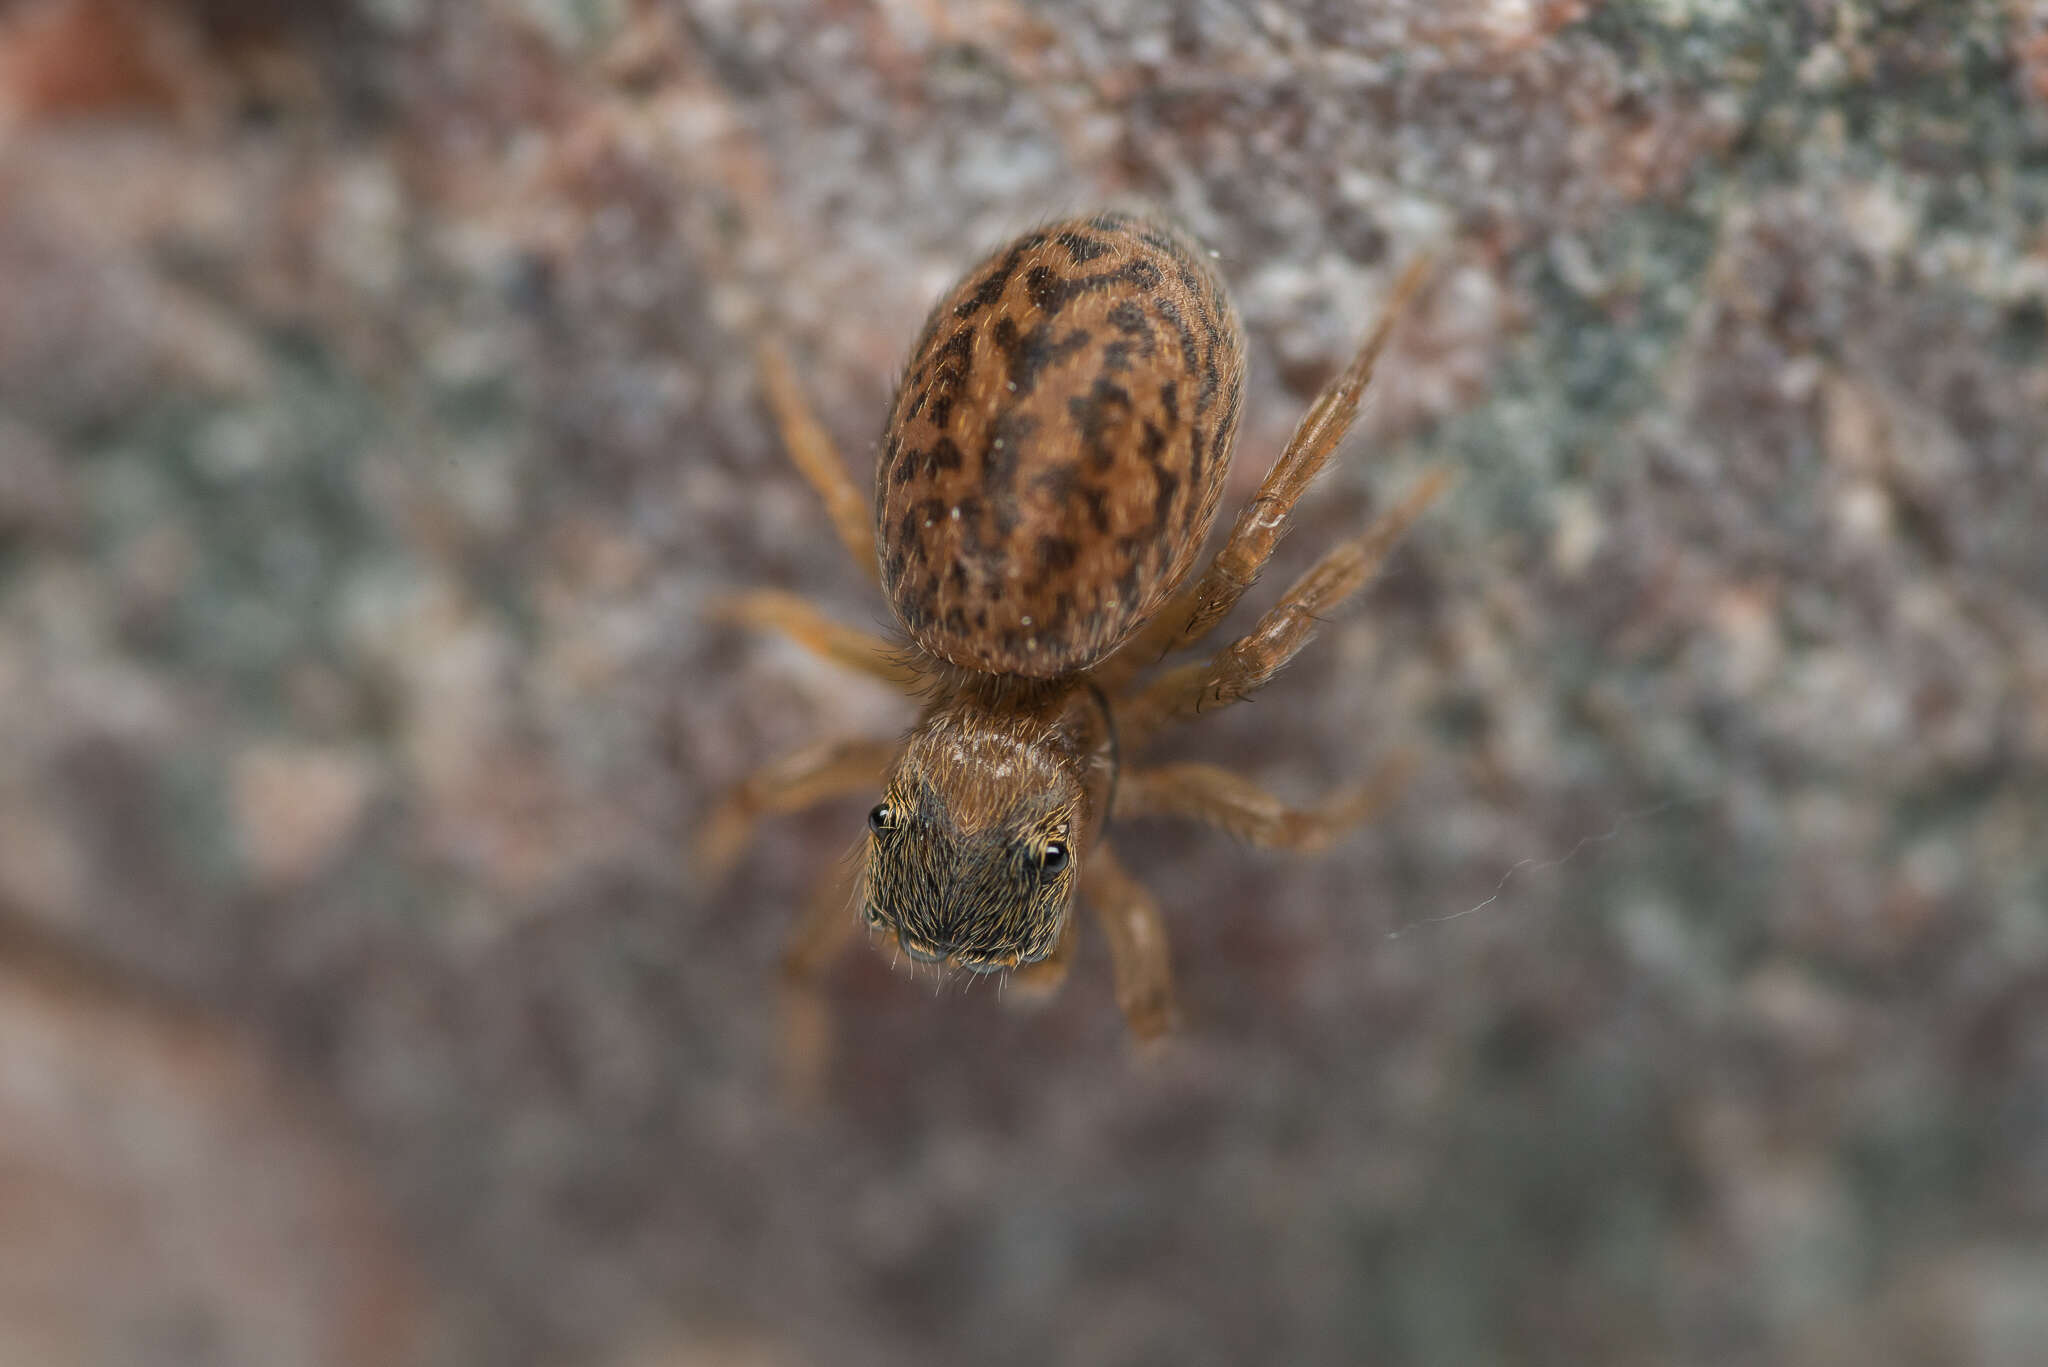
[860,691,1101,973]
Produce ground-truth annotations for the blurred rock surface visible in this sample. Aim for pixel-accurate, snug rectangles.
[0,1,2044,1364]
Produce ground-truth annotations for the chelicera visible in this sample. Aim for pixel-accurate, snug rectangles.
[704,211,1444,1051]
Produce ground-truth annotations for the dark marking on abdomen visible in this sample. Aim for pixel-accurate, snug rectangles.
[876,213,1247,677]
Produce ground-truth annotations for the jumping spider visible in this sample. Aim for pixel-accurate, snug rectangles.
[704,211,1444,1052]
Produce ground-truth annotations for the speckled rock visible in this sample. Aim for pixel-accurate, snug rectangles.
[1,1,2045,1364]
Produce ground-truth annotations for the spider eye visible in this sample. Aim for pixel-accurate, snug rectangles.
[868,803,893,834]
[1039,840,1069,875]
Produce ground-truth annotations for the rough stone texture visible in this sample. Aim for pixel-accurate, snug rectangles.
[1,0,2045,1363]
[0,919,421,1367]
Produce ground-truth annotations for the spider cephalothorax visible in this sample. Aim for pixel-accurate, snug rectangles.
[862,679,1113,970]
[704,211,1444,1072]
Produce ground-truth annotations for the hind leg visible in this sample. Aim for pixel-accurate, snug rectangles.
[1119,470,1447,743]
[1114,753,1414,851]
[1100,258,1431,690]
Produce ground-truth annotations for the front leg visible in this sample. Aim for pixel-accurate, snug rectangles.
[1005,905,1080,1003]
[1083,840,1177,1040]
[779,851,864,1104]
[696,735,896,878]
[709,588,919,689]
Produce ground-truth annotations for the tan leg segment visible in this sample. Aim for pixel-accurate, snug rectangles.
[758,341,879,584]
[695,736,896,879]
[1083,841,1177,1040]
[709,589,919,689]
[1004,905,1079,1004]
[1098,257,1432,690]
[779,852,864,1104]
[1114,753,1414,851]
[1120,469,1448,744]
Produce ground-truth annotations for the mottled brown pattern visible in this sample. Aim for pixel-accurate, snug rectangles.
[877,212,1247,677]
[725,197,1435,1062]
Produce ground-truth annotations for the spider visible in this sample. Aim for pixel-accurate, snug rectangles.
[703,211,1444,1060]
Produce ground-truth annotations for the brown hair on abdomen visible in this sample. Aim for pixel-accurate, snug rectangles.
[876,211,1247,678]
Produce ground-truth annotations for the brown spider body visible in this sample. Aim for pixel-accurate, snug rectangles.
[866,681,1114,970]
[879,212,1245,677]
[709,212,1445,1069]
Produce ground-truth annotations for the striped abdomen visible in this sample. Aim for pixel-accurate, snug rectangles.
[876,212,1246,678]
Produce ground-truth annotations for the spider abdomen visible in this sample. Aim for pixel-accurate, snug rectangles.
[876,212,1247,678]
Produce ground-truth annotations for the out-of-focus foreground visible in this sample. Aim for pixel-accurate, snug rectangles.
[2,1,2045,1364]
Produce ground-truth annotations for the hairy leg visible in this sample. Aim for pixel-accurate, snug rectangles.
[758,341,880,583]
[696,736,897,878]
[1097,257,1431,691]
[709,588,919,689]
[779,851,864,1104]
[1083,841,1177,1040]
[1119,469,1447,744]
[1114,753,1414,851]
[1005,904,1080,1003]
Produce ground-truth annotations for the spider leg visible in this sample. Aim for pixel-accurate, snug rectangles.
[696,735,896,878]
[779,852,864,1104]
[758,340,880,583]
[1084,840,1177,1040]
[1097,256,1431,692]
[1118,469,1447,744]
[709,588,919,689]
[1113,753,1414,851]
[1005,904,1080,1003]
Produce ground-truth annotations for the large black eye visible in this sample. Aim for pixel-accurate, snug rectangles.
[1039,840,1069,875]
[868,803,893,834]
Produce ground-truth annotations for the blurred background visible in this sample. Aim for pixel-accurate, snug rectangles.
[2,1,2046,1363]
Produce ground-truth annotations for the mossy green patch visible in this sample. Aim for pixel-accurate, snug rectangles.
[79,349,393,724]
